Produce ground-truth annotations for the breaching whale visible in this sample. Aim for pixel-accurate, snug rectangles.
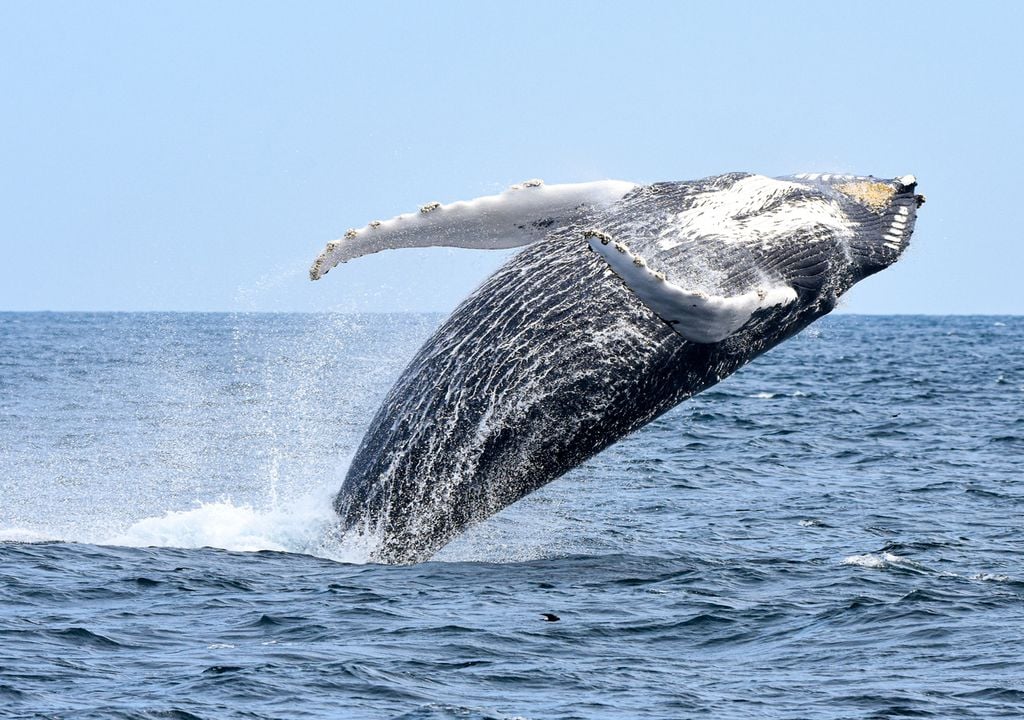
[311,172,923,563]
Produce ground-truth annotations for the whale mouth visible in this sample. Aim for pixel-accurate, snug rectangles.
[791,172,924,207]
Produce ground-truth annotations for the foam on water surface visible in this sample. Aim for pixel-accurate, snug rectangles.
[102,479,379,563]
[0,477,384,564]
[842,551,912,569]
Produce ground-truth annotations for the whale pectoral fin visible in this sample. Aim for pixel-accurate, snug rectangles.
[585,231,797,344]
[310,179,638,280]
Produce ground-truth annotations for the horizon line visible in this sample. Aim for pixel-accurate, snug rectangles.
[1,310,1021,318]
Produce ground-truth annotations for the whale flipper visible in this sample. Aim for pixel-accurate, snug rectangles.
[585,230,797,344]
[309,179,637,280]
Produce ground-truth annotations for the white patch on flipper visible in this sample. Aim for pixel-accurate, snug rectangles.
[657,175,852,252]
[310,179,637,280]
[586,231,797,344]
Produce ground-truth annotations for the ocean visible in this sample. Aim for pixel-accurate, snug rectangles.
[1,312,1022,719]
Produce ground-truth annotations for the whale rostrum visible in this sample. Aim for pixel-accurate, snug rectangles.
[311,172,923,563]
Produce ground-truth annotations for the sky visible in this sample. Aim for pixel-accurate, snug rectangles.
[1,1,1021,314]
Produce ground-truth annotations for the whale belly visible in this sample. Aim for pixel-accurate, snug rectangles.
[334,237,822,563]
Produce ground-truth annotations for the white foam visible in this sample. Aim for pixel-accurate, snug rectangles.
[842,551,910,569]
[103,480,380,564]
[972,573,1011,582]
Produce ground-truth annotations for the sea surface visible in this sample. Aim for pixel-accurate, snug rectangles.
[1,312,1022,719]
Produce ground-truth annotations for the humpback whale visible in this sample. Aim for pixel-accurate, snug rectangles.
[311,172,923,563]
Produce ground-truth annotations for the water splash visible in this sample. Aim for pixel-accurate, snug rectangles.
[104,479,339,556]
[0,313,438,562]
[104,478,383,563]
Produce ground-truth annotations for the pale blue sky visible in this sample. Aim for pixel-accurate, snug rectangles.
[2,2,1021,313]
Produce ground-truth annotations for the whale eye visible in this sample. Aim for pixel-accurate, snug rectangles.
[834,181,895,212]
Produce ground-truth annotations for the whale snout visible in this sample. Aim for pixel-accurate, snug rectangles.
[894,174,926,208]
[894,174,917,193]
[836,173,922,281]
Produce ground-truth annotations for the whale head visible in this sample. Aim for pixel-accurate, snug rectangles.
[791,172,924,286]
[584,172,922,345]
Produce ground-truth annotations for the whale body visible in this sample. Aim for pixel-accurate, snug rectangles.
[311,172,923,563]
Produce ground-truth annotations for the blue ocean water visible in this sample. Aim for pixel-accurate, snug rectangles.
[1,312,1022,719]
